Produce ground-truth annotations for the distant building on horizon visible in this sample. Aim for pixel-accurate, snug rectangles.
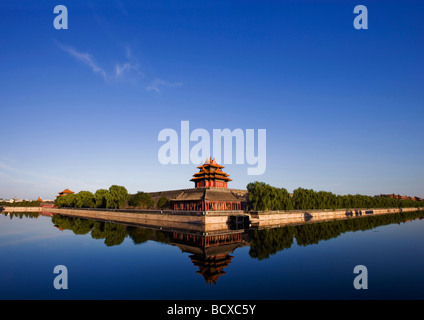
[0,199,14,203]
[56,189,75,198]
[379,193,422,202]
[1,198,41,203]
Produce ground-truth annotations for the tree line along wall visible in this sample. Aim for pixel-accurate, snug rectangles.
[53,181,424,212]
[54,186,169,209]
[247,182,424,211]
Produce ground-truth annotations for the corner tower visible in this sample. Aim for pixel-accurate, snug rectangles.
[190,157,232,188]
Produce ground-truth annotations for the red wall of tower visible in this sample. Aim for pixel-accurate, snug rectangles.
[196,181,227,188]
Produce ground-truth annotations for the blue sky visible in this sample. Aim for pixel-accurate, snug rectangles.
[1,0,423,200]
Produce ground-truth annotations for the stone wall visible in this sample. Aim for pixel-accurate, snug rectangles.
[2,205,422,232]
[249,207,424,227]
[0,206,42,212]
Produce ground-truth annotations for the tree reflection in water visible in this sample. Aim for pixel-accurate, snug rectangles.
[3,211,424,255]
[3,210,423,284]
[249,211,424,260]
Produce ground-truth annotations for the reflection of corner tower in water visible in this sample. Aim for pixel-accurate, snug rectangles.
[172,231,248,284]
[190,254,234,285]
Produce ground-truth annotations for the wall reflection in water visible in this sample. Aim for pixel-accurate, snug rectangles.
[2,211,424,285]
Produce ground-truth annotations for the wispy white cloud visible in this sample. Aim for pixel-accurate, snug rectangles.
[114,47,143,78]
[0,161,19,173]
[56,42,108,81]
[115,62,132,77]
[55,41,182,93]
[0,233,70,248]
[56,41,144,83]
[146,78,183,93]
[0,159,102,199]
[0,156,17,163]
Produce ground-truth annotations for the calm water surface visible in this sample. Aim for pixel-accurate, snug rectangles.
[1,211,423,300]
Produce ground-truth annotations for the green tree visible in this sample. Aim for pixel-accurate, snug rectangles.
[108,185,129,209]
[55,193,77,208]
[128,191,154,208]
[54,196,65,208]
[94,189,109,208]
[247,181,424,211]
[74,191,95,208]
[157,196,170,209]
[247,181,293,211]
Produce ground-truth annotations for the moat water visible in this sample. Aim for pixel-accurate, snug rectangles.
[1,211,423,299]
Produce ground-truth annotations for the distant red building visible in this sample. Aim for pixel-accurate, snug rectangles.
[56,189,74,198]
[380,193,422,201]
